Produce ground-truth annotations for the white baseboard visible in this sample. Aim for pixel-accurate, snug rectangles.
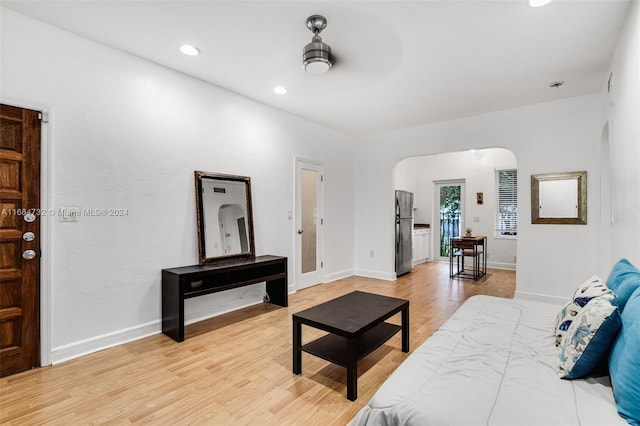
[324,269,354,283]
[354,269,396,281]
[514,291,568,306]
[52,290,266,365]
[432,259,516,271]
[487,261,516,270]
[52,320,161,365]
[287,270,354,292]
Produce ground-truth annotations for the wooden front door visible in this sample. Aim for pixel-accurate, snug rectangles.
[0,104,41,377]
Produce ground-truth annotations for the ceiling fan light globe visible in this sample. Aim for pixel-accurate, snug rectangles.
[527,0,553,7]
[304,60,331,74]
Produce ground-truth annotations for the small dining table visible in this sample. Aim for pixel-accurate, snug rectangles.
[449,235,487,280]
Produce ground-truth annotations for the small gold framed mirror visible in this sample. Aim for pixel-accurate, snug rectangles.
[531,171,587,224]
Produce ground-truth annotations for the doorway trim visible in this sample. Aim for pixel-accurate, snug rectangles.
[294,158,325,290]
[432,179,466,262]
[599,122,612,276]
[2,98,52,367]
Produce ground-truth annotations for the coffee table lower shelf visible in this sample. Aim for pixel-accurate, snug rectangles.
[301,322,401,367]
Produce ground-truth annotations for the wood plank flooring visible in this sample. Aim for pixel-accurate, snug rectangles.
[0,262,515,425]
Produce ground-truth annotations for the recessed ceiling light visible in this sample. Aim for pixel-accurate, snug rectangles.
[549,80,565,88]
[527,0,553,7]
[273,86,288,95]
[179,44,200,56]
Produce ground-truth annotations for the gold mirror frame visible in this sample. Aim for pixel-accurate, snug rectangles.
[531,171,587,225]
[195,171,256,264]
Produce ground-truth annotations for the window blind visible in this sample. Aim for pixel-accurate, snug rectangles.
[496,169,517,236]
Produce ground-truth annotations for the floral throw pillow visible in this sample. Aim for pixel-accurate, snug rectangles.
[555,275,611,347]
[558,293,621,379]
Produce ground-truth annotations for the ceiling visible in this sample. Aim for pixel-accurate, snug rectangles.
[1,0,632,136]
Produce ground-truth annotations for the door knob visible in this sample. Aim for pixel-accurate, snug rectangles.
[297,229,304,234]
[22,250,37,260]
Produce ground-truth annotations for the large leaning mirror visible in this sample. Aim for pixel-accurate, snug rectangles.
[195,171,255,264]
[531,171,587,224]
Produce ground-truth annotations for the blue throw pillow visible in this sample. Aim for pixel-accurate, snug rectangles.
[609,287,640,425]
[606,259,640,312]
[558,293,621,379]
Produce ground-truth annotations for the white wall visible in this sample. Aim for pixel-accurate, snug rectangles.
[395,148,517,269]
[394,159,418,200]
[0,9,355,363]
[605,0,640,270]
[382,3,640,291]
[2,2,638,365]
[355,94,604,299]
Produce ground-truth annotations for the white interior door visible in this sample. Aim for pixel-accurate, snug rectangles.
[295,159,324,290]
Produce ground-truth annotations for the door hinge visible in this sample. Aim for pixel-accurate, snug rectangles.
[38,112,49,123]
[321,218,324,225]
[320,175,324,183]
[321,261,324,268]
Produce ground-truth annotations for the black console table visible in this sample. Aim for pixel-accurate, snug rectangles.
[162,255,288,342]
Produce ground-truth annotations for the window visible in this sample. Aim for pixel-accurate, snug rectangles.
[496,169,517,237]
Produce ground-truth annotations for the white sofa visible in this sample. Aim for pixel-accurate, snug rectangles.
[349,295,627,426]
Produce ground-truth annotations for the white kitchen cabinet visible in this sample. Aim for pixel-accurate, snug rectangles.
[412,227,430,265]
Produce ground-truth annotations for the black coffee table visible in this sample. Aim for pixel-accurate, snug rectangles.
[292,291,409,401]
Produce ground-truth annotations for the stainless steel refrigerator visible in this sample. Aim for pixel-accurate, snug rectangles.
[395,190,414,276]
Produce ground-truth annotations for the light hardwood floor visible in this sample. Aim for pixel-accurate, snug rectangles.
[0,262,515,425]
